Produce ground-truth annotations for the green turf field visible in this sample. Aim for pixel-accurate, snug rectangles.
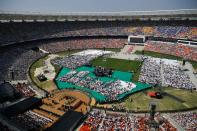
[135,50,183,60]
[190,61,197,70]
[104,48,121,52]
[110,87,197,111]
[91,57,142,81]
[91,57,142,72]
[55,49,83,57]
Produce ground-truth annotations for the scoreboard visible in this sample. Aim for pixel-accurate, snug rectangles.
[128,35,146,44]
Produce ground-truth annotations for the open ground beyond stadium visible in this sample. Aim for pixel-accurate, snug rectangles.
[55,66,151,102]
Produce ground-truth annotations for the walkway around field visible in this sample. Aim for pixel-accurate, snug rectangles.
[111,53,140,60]
[163,114,185,131]
[110,45,143,60]
[184,62,197,90]
[160,62,166,87]
[34,54,59,80]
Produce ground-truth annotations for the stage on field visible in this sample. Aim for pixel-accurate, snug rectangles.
[55,66,151,102]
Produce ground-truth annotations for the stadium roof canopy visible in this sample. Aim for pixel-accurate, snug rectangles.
[0,9,197,22]
[4,97,42,117]
[46,110,84,131]
[0,82,21,103]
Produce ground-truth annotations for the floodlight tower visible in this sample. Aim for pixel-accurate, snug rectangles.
[149,101,159,131]
[68,47,71,56]
[149,102,156,121]
[8,68,17,80]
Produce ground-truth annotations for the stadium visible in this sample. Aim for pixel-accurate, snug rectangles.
[0,7,197,131]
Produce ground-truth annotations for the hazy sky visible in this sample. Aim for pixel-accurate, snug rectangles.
[0,0,196,13]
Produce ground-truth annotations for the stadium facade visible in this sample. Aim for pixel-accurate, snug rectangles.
[0,9,197,131]
[0,9,197,46]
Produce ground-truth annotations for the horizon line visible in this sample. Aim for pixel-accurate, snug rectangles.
[0,8,197,15]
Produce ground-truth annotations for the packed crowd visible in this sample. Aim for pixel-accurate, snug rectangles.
[80,109,177,131]
[163,63,194,89]
[1,21,196,45]
[52,55,95,69]
[38,38,126,53]
[145,41,197,62]
[160,119,177,131]
[139,57,162,85]
[58,70,136,101]
[169,111,197,131]
[13,83,35,97]
[0,38,124,82]
[0,46,44,81]
[139,57,194,89]
[11,111,52,130]
[64,26,196,40]
[80,110,137,131]
[101,113,136,130]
